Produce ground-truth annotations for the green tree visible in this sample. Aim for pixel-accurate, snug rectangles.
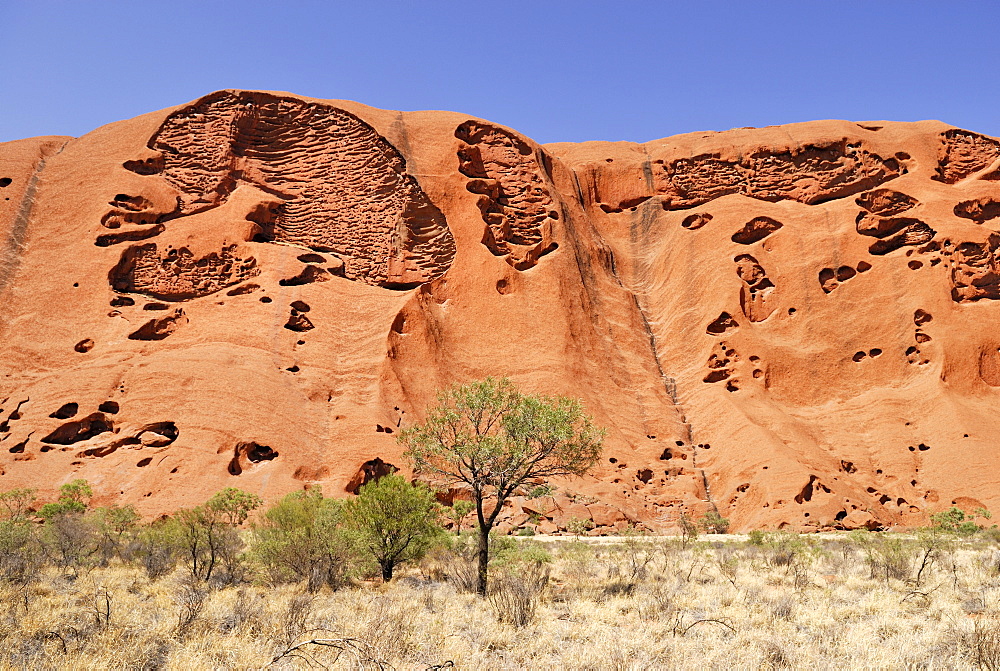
[699,510,730,534]
[38,479,93,519]
[0,488,35,521]
[253,489,352,591]
[94,504,140,562]
[343,474,442,582]
[445,500,475,535]
[401,377,603,595]
[176,488,262,583]
[931,506,983,536]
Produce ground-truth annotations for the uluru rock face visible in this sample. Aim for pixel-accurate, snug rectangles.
[2,90,999,532]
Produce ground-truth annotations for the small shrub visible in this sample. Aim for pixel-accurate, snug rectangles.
[700,510,730,534]
[488,561,549,627]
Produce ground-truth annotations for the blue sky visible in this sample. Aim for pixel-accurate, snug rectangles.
[2,1,999,144]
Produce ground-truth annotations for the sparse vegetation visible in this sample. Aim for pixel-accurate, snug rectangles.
[400,377,603,595]
[2,479,1000,667]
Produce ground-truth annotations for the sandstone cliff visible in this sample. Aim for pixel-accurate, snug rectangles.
[2,90,998,532]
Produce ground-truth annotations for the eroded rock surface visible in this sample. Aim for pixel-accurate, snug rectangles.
[1,93,1000,533]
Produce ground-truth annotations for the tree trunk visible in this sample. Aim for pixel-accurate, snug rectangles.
[381,561,394,582]
[476,522,490,596]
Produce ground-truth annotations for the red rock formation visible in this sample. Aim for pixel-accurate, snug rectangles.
[2,90,1000,532]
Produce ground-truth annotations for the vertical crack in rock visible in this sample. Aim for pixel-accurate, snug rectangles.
[116,91,455,296]
[0,142,69,312]
[456,120,559,270]
[656,140,903,209]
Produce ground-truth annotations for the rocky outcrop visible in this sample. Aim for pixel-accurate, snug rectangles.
[2,91,1000,532]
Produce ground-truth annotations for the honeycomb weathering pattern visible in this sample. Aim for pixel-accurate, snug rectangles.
[934,129,1000,184]
[456,120,558,270]
[10,97,1000,535]
[656,140,903,209]
[129,90,455,289]
[110,244,258,301]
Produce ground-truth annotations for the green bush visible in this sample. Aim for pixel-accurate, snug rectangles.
[343,474,444,582]
[175,488,262,585]
[253,489,352,591]
[931,507,988,536]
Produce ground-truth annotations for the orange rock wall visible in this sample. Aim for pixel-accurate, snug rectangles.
[1,91,999,531]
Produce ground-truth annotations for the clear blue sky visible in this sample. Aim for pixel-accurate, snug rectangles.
[2,1,999,144]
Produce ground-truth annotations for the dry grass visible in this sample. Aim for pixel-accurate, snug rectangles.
[2,532,1000,669]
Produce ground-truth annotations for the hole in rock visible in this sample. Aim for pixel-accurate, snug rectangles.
[856,261,873,273]
[284,312,314,332]
[137,422,178,447]
[50,403,79,419]
[636,469,653,484]
[752,369,763,378]
[128,309,187,341]
[725,380,739,392]
[136,457,152,467]
[869,348,882,357]
[918,443,930,451]
[836,266,857,282]
[680,212,712,230]
[788,308,796,315]
[41,413,113,445]
[794,476,817,504]
[228,441,278,476]
[913,309,932,326]
[290,300,310,312]
[286,365,299,373]
[98,401,119,414]
[703,370,730,384]
[170,467,178,473]
[706,312,739,335]
[0,178,11,188]
[143,303,169,311]
[345,457,398,494]
[8,437,28,453]
[853,351,867,362]
[819,268,837,293]
[226,283,259,296]
[731,216,783,245]
[280,265,330,287]
[260,296,272,303]
[74,339,94,353]
[110,296,135,307]
[908,260,923,270]
[609,457,617,464]
[297,253,326,264]
[835,510,848,521]
[496,279,511,295]
[659,449,673,460]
